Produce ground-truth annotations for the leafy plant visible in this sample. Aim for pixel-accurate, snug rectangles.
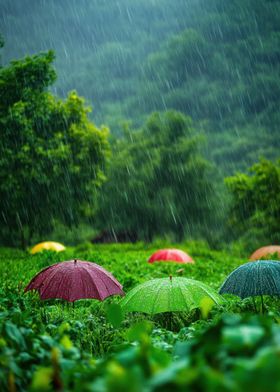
[0,51,110,248]
[225,158,280,247]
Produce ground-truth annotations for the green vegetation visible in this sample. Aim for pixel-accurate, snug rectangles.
[0,50,110,248]
[0,243,280,391]
[0,1,279,389]
[1,0,280,172]
[225,158,280,248]
[143,2,280,171]
[1,1,279,246]
[97,111,216,242]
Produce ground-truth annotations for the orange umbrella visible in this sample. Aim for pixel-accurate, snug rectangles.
[30,241,66,254]
[249,245,280,260]
[148,249,194,264]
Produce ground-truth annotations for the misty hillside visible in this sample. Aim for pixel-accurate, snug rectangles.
[1,0,279,173]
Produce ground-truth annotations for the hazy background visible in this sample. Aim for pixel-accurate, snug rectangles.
[1,0,279,247]
[1,0,280,174]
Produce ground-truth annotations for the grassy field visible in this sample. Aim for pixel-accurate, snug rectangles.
[1,242,280,391]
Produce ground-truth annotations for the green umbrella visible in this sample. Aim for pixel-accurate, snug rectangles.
[120,277,223,314]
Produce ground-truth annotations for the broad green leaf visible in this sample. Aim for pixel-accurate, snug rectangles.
[106,303,123,328]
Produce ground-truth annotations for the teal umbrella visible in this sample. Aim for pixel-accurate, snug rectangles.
[219,260,280,312]
[120,277,223,314]
[219,260,280,299]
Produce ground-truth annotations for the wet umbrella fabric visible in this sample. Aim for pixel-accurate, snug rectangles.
[249,245,280,260]
[25,260,124,302]
[219,260,280,299]
[120,277,223,314]
[148,249,194,264]
[30,241,66,254]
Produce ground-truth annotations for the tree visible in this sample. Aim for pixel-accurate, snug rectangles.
[225,158,280,247]
[0,50,110,247]
[96,110,215,242]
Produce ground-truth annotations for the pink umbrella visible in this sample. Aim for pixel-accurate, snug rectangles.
[148,249,194,264]
[25,259,124,302]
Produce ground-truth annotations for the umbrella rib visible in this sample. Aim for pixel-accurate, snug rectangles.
[263,264,278,296]
[80,266,105,300]
[25,264,55,291]
[151,279,165,314]
[95,268,123,295]
[28,264,61,291]
[80,265,121,300]
[178,283,191,311]
[40,268,70,299]
[54,271,74,300]
[189,279,220,304]
[271,265,280,295]
[123,281,157,313]
[87,262,121,286]
[120,287,139,306]
[41,262,68,285]
[198,284,220,304]
[39,268,63,297]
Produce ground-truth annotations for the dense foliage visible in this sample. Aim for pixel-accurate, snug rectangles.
[96,111,216,242]
[1,1,279,245]
[142,1,280,171]
[0,50,110,247]
[1,0,280,172]
[0,244,280,391]
[225,158,280,248]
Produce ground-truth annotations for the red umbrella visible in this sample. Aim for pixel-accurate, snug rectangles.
[25,259,124,302]
[249,245,280,260]
[148,249,194,264]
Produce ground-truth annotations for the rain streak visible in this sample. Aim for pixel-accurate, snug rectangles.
[0,1,280,391]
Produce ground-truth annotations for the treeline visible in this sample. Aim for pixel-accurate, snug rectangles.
[1,44,279,249]
[96,111,217,243]
[1,0,280,173]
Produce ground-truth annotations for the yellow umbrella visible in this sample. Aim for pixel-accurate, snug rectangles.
[30,241,66,254]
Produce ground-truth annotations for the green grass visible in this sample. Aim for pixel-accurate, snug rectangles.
[1,242,280,391]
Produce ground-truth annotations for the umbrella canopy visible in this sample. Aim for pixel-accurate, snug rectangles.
[249,245,280,260]
[148,249,194,264]
[25,259,124,302]
[30,241,66,254]
[219,260,280,299]
[120,277,223,314]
